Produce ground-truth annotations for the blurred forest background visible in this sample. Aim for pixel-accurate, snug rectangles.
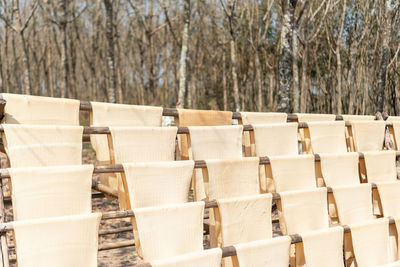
[0,0,399,114]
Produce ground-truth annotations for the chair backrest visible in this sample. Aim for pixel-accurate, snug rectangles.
[2,124,83,167]
[305,121,347,154]
[9,164,93,221]
[0,93,80,125]
[349,121,386,152]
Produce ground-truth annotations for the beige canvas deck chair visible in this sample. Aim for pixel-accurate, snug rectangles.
[109,126,177,209]
[205,157,260,249]
[121,160,194,209]
[239,112,287,156]
[12,213,101,267]
[1,124,83,168]
[389,121,400,150]
[295,113,336,153]
[268,154,316,193]
[132,201,222,266]
[304,121,347,154]
[9,164,93,221]
[348,121,386,152]
[214,194,276,267]
[176,109,233,160]
[90,101,163,189]
[341,115,375,121]
[187,125,243,201]
[278,188,344,267]
[0,93,80,125]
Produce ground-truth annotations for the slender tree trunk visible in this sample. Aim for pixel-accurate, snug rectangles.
[292,29,299,112]
[277,0,296,112]
[103,0,117,103]
[177,0,191,108]
[255,51,263,111]
[222,47,228,110]
[335,0,346,114]
[60,0,69,98]
[377,0,392,112]
[230,39,240,111]
[300,43,308,112]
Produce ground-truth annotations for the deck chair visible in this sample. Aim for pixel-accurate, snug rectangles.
[295,113,336,153]
[187,125,243,201]
[108,126,178,209]
[205,157,260,248]
[90,101,163,190]
[389,121,400,150]
[251,123,299,193]
[214,194,275,267]
[239,112,287,156]
[176,109,232,160]
[341,115,375,121]
[12,213,101,267]
[278,188,344,267]
[121,160,194,209]
[132,201,222,266]
[1,124,83,168]
[0,93,80,125]
[304,121,347,154]
[268,154,316,193]
[8,164,93,221]
[348,121,386,152]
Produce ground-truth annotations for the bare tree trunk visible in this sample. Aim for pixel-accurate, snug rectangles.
[222,47,228,110]
[177,0,191,108]
[255,51,263,111]
[277,0,296,112]
[335,0,346,114]
[300,43,308,112]
[292,29,299,112]
[103,0,117,103]
[377,0,392,112]
[230,39,240,111]
[60,0,69,98]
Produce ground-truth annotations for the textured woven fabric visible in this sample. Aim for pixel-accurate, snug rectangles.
[349,218,391,267]
[9,164,93,221]
[376,182,400,217]
[331,184,373,225]
[269,154,316,192]
[306,121,347,153]
[132,202,204,261]
[2,124,83,167]
[319,152,360,187]
[391,121,400,150]
[90,101,163,162]
[12,213,101,267]
[151,249,222,267]
[279,188,329,235]
[122,160,194,208]
[233,236,291,267]
[341,115,375,121]
[0,93,80,125]
[350,121,386,152]
[300,227,345,267]
[216,194,272,246]
[252,123,299,156]
[240,112,287,125]
[177,109,232,126]
[205,157,260,200]
[295,113,336,122]
[363,151,397,183]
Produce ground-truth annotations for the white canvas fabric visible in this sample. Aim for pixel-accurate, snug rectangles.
[306,121,347,153]
[151,249,222,267]
[295,113,336,122]
[233,236,291,267]
[350,121,386,152]
[9,164,93,221]
[12,213,101,267]
[0,93,80,125]
[391,121,400,150]
[122,160,194,208]
[300,227,345,267]
[331,184,373,225]
[363,151,397,183]
[216,194,273,246]
[90,101,163,162]
[132,202,204,262]
[240,112,287,125]
[319,152,360,187]
[269,154,316,192]
[2,124,83,167]
[376,182,400,217]
[205,157,260,200]
[341,115,375,121]
[279,188,329,235]
[252,123,299,156]
[349,218,391,267]
[188,125,243,160]
[109,126,177,163]
[177,109,232,126]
